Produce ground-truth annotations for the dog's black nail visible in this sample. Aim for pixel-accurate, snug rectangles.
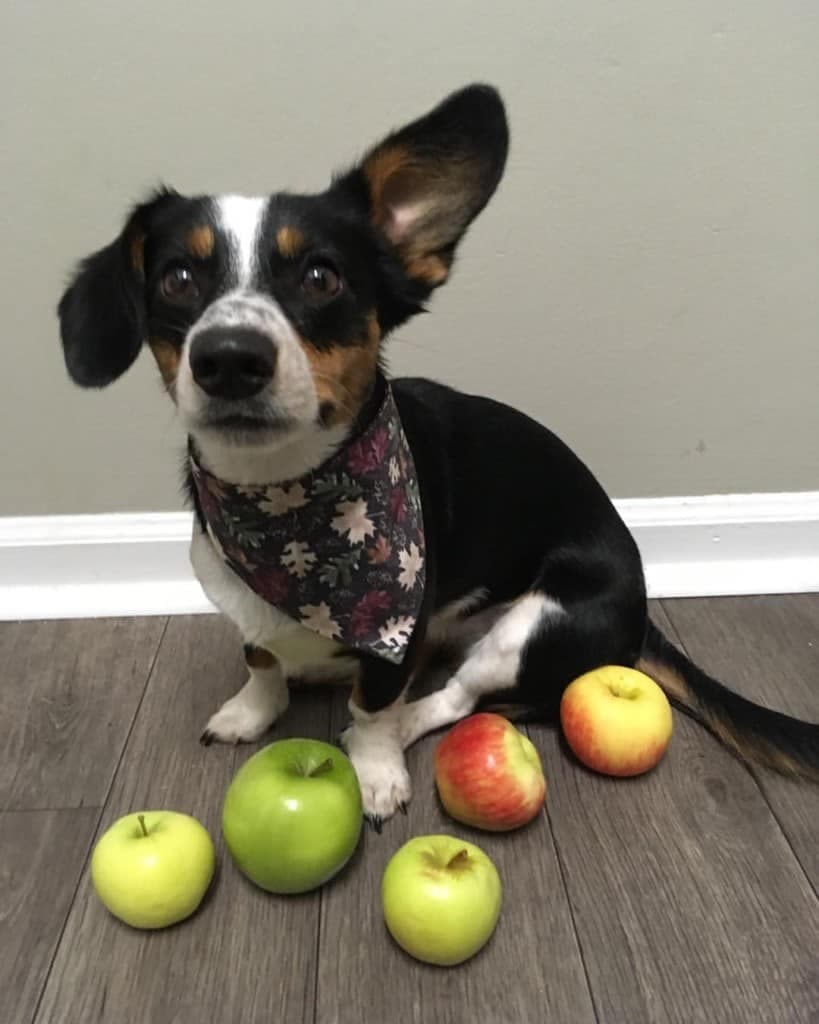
[368,815,383,834]
[200,730,214,747]
[398,801,408,815]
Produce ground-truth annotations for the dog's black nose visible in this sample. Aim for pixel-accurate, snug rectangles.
[190,327,276,400]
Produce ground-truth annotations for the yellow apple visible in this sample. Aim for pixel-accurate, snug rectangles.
[381,835,502,966]
[560,666,672,776]
[91,811,216,929]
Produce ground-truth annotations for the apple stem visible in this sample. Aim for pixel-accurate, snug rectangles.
[307,757,334,777]
[447,849,470,870]
[137,814,149,838]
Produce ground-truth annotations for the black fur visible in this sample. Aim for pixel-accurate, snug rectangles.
[58,229,144,387]
[58,189,186,386]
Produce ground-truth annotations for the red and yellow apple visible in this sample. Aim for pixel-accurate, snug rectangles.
[560,666,672,776]
[434,713,546,831]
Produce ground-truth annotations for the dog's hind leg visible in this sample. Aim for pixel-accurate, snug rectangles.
[398,592,565,748]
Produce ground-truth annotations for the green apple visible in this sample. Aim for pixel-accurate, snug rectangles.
[222,738,362,894]
[381,835,502,966]
[91,811,216,929]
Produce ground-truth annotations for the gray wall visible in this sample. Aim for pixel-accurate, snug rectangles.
[3,2,818,515]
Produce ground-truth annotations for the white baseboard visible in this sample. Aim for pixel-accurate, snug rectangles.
[1,493,817,621]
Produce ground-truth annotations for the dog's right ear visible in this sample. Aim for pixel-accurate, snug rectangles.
[58,189,179,388]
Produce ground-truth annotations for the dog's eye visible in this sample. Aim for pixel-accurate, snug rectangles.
[161,265,199,304]
[302,263,341,301]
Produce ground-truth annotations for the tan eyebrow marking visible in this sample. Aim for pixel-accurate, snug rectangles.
[276,226,305,259]
[187,225,215,259]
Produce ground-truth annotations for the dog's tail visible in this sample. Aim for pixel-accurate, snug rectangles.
[638,619,819,782]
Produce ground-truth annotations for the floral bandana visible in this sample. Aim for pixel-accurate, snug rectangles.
[190,386,425,664]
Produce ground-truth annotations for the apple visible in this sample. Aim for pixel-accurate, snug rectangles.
[381,835,502,966]
[91,811,216,929]
[560,665,673,776]
[434,713,546,831]
[222,738,362,894]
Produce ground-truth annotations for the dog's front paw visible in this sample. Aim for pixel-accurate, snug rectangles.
[342,730,411,830]
[356,755,412,831]
[200,678,289,745]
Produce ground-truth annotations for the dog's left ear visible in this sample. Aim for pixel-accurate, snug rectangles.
[341,84,509,289]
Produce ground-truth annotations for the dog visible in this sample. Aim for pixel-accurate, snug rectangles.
[58,84,818,826]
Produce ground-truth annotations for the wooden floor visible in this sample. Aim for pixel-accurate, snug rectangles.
[2,597,818,1024]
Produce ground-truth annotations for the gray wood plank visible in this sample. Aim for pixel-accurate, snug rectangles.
[36,615,331,1024]
[316,691,597,1024]
[537,601,819,1024]
[661,594,819,889]
[0,617,166,811]
[0,808,98,1024]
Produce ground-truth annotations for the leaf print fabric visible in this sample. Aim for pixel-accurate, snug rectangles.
[398,543,424,590]
[258,482,307,516]
[331,499,376,545]
[190,385,425,664]
[281,540,316,578]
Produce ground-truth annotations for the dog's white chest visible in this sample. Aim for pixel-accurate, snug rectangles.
[190,526,345,668]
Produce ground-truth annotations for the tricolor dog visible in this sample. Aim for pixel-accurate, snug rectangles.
[59,85,818,827]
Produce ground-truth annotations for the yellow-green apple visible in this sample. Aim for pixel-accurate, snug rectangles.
[91,811,215,929]
[560,665,673,776]
[222,738,362,894]
[381,835,502,966]
[434,713,546,830]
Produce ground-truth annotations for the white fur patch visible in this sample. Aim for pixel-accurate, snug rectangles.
[217,195,267,286]
[192,416,349,488]
[399,680,472,750]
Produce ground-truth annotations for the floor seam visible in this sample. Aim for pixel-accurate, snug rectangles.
[748,767,819,903]
[27,615,171,1024]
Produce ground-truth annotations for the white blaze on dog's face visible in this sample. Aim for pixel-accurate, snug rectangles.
[58,86,509,481]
